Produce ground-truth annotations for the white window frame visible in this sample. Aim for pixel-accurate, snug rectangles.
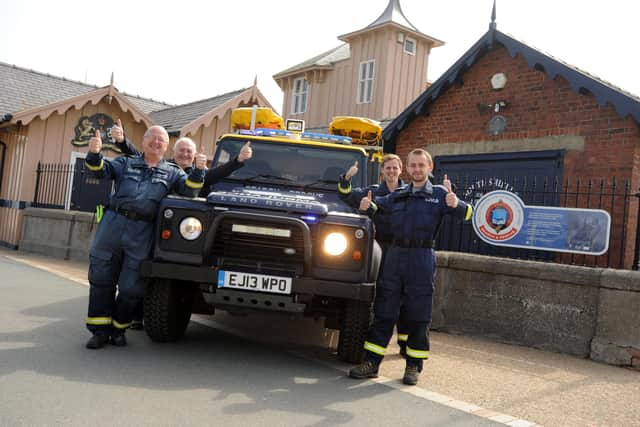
[290,77,308,114]
[404,37,416,55]
[357,60,375,104]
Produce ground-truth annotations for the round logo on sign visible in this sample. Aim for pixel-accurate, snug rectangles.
[473,190,524,243]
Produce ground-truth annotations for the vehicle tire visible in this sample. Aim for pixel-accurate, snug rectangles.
[337,300,373,363]
[144,278,194,342]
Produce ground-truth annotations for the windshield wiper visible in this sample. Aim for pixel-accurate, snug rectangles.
[243,174,295,183]
[302,179,339,190]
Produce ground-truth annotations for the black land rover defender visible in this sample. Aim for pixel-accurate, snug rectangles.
[141,128,382,363]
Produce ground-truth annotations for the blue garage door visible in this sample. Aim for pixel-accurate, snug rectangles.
[433,150,564,260]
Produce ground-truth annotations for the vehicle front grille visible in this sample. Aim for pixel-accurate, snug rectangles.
[212,218,306,268]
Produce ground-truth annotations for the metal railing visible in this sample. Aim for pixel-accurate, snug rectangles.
[33,161,112,212]
[33,162,73,209]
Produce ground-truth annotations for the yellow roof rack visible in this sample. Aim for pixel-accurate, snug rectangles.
[231,107,284,130]
[329,116,382,146]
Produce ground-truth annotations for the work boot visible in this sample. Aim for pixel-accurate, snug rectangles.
[86,334,110,350]
[348,360,379,379]
[402,365,420,385]
[110,333,127,347]
[129,319,144,330]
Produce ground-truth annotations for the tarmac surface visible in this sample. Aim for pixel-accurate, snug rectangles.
[2,247,639,426]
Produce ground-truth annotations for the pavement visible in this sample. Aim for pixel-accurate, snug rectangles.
[2,247,639,427]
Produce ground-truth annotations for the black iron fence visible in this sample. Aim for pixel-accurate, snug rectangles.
[437,175,640,270]
[33,162,73,209]
[33,161,111,212]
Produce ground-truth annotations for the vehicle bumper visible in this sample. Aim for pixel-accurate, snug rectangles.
[141,260,375,302]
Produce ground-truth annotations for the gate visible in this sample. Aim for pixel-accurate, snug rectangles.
[70,157,112,212]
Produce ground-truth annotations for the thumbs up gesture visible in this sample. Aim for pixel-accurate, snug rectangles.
[443,174,459,208]
[238,141,253,162]
[89,129,102,154]
[345,160,358,180]
[111,118,125,143]
[194,151,208,170]
[359,189,373,211]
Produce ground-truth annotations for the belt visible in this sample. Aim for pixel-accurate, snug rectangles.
[109,207,154,222]
[392,239,436,249]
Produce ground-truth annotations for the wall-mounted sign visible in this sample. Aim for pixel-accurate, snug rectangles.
[473,190,611,255]
[70,113,124,153]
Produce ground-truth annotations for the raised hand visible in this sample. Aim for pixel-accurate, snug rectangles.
[345,160,358,180]
[359,189,373,211]
[443,174,459,208]
[89,129,102,154]
[111,118,125,143]
[194,152,208,170]
[238,141,252,162]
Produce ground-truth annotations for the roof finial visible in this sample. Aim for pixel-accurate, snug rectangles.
[488,0,497,46]
[490,0,497,30]
[110,71,114,86]
[253,74,258,86]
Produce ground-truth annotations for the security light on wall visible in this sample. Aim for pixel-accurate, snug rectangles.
[397,32,405,43]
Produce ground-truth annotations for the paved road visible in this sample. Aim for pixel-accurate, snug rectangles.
[0,256,503,427]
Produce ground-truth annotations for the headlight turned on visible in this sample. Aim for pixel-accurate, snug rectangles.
[323,232,348,256]
[179,217,203,241]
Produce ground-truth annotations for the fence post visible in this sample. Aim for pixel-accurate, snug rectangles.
[33,161,42,207]
[633,191,640,270]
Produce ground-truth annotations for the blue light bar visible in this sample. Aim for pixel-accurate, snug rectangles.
[301,132,352,145]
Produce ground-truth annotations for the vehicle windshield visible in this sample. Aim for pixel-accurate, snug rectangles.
[213,137,367,189]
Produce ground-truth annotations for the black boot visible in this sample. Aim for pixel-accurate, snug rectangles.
[110,332,127,347]
[348,360,380,379]
[402,364,420,385]
[86,334,110,349]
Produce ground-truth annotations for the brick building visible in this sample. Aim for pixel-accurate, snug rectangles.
[382,22,640,269]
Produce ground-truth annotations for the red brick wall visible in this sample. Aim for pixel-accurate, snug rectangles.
[395,44,640,268]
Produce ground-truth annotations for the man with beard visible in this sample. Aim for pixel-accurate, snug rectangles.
[348,148,472,385]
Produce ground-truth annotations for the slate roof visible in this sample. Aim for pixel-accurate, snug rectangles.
[150,88,248,133]
[273,44,350,79]
[382,28,640,152]
[0,61,170,118]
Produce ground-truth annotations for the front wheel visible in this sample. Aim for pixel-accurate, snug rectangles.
[144,278,194,342]
[337,300,373,363]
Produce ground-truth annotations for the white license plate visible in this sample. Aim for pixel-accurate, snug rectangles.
[217,270,292,295]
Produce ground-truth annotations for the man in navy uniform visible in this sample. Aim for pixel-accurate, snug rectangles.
[348,148,472,385]
[84,126,206,349]
[338,154,412,356]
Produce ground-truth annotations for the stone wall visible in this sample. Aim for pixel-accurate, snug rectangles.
[433,252,640,367]
[19,208,95,261]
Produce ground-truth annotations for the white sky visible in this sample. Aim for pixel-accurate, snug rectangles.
[1,0,638,113]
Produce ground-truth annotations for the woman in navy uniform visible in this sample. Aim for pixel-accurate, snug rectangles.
[338,154,412,355]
